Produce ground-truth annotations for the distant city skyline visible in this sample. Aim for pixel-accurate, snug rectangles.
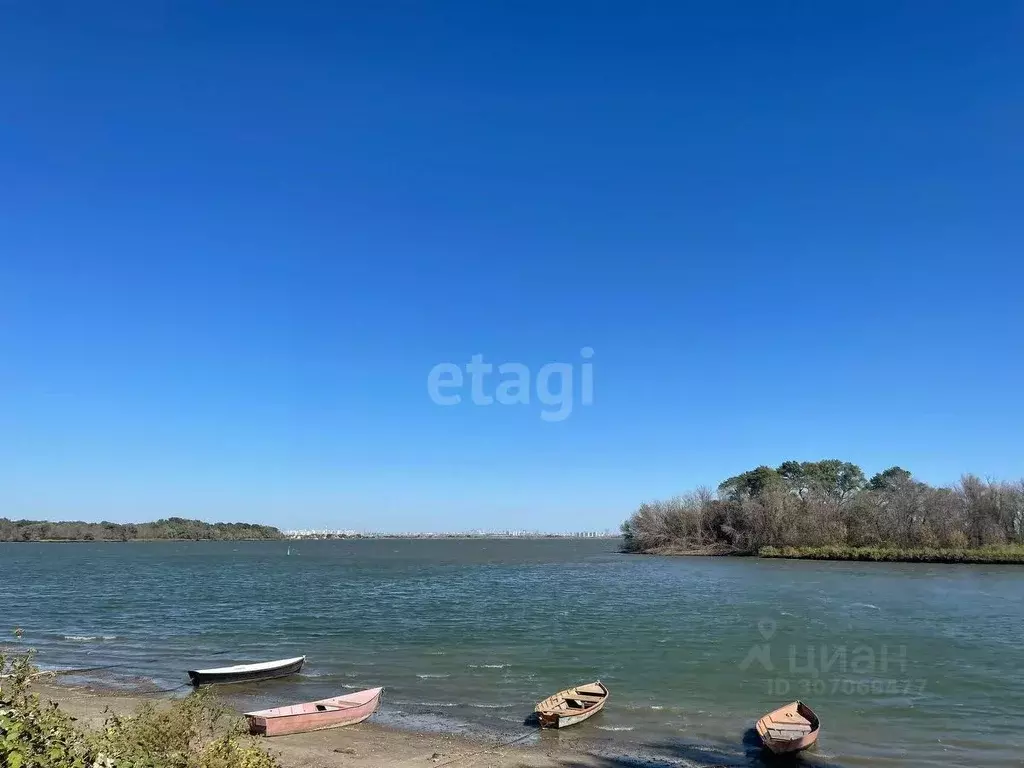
[282,528,620,539]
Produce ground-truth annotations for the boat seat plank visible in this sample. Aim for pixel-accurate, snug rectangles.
[765,724,811,737]
[766,726,812,739]
[770,713,812,726]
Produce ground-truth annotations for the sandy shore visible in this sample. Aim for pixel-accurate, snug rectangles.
[32,682,682,768]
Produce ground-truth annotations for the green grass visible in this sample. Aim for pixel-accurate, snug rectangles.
[758,544,1024,563]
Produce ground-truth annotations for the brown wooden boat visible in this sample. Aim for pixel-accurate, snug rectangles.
[534,681,609,728]
[755,700,820,754]
[244,687,382,736]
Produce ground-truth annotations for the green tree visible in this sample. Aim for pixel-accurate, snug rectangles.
[801,460,866,503]
[718,466,784,501]
[776,460,809,496]
[869,466,912,490]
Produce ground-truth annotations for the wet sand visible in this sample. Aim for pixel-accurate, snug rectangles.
[33,682,675,768]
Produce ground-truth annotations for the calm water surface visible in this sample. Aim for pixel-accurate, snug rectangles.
[3,539,1023,766]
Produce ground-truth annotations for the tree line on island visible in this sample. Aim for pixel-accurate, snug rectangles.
[621,460,1024,562]
[0,516,283,542]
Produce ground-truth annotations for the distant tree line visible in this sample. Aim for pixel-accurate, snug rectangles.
[621,460,1024,555]
[0,516,283,542]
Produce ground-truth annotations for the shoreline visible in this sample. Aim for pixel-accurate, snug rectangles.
[628,544,1024,564]
[758,545,1024,564]
[30,679,679,768]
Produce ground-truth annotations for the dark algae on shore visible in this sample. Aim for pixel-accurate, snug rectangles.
[621,459,1024,562]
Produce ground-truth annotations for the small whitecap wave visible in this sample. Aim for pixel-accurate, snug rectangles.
[417,673,450,679]
[469,703,507,709]
[650,705,664,710]
[596,726,634,731]
[482,664,507,669]
[849,602,880,610]
[63,635,117,642]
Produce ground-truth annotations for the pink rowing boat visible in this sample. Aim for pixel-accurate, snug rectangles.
[244,686,383,736]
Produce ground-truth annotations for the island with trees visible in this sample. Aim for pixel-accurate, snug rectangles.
[0,517,283,542]
[621,460,1024,563]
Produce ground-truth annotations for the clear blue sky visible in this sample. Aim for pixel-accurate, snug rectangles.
[2,2,1021,532]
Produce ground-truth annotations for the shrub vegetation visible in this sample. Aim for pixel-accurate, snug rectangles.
[621,460,1024,562]
[0,650,279,768]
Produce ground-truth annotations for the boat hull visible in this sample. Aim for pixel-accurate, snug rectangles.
[188,656,305,686]
[756,700,820,754]
[538,700,605,728]
[246,688,383,736]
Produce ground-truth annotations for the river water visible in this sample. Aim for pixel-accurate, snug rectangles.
[3,538,1022,766]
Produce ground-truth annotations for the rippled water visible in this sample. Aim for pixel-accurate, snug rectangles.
[4,539,1023,766]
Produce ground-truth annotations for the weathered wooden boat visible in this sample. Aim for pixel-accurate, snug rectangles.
[245,687,383,736]
[534,681,609,728]
[755,700,820,754]
[187,655,305,686]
